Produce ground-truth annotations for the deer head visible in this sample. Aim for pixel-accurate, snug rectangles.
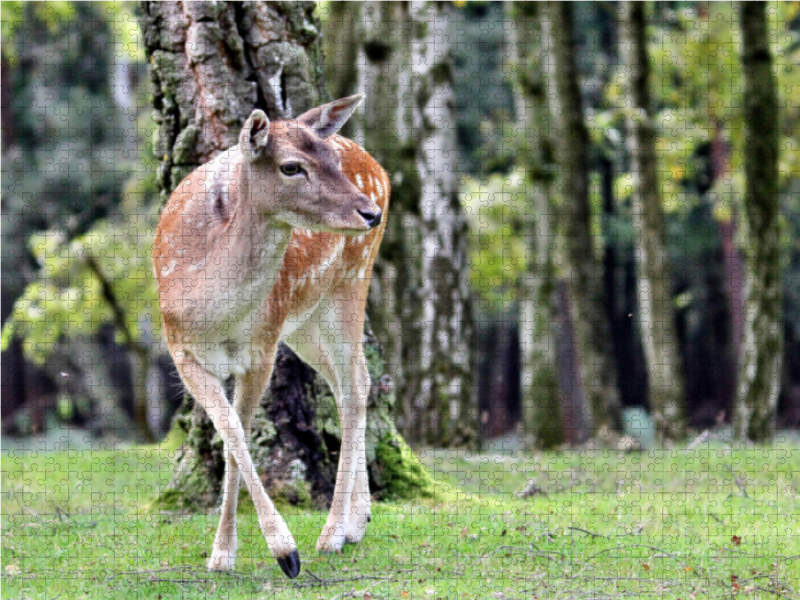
[238,95,382,234]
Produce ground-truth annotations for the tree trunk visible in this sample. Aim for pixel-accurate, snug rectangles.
[541,1,621,435]
[361,2,475,447]
[361,1,410,437]
[735,1,782,441]
[139,1,430,510]
[709,126,741,426]
[508,1,564,448]
[619,2,686,442]
[321,1,363,141]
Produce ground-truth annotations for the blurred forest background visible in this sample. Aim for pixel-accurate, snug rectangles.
[3,1,800,459]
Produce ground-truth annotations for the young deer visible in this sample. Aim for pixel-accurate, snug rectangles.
[153,95,389,578]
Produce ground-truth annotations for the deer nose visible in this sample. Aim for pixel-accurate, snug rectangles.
[357,208,382,228]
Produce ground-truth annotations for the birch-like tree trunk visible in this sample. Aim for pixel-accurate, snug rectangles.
[541,1,621,436]
[361,1,413,438]
[619,2,686,441]
[361,2,475,447]
[735,1,782,441]
[508,1,563,448]
[139,1,427,509]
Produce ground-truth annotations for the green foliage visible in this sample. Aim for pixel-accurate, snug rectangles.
[1,205,160,364]
[461,170,527,309]
[2,1,150,307]
[603,4,800,216]
[1,1,143,62]
[2,0,157,364]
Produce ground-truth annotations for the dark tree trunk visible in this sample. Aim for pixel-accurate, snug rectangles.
[542,1,621,435]
[599,154,649,414]
[139,1,427,510]
[710,127,742,425]
[735,1,782,441]
[553,280,590,444]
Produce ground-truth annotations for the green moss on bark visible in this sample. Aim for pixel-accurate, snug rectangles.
[370,433,436,501]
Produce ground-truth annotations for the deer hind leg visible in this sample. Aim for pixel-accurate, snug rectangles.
[175,351,300,578]
[285,306,371,552]
[208,370,270,572]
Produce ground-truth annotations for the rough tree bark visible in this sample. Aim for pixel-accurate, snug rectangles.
[735,1,782,441]
[361,2,475,447]
[619,1,686,441]
[139,1,431,510]
[508,1,564,448]
[541,1,621,437]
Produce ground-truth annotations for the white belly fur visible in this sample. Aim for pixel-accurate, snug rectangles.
[189,296,326,381]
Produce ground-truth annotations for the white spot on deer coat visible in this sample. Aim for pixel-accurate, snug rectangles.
[161,259,178,276]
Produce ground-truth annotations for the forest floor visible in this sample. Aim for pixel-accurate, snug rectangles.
[2,441,799,600]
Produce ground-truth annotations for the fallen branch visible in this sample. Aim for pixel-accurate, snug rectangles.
[568,526,605,539]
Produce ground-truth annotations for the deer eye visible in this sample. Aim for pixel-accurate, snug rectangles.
[280,162,303,176]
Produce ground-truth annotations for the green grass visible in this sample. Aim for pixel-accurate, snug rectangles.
[2,443,799,599]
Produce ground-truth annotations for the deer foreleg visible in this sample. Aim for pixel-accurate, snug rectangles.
[208,369,271,571]
[175,352,300,578]
[208,437,240,571]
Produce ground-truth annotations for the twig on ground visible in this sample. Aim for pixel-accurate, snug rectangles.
[305,569,326,583]
[329,572,397,600]
[480,545,566,560]
[301,568,416,589]
[568,526,605,539]
[146,578,205,585]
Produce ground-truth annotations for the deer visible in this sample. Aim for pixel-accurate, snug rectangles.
[152,95,389,579]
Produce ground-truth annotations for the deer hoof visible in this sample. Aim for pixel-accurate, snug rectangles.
[276,549,301,579]
[207,552,235,572]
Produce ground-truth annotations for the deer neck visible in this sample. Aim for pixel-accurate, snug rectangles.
[210,149,294,310]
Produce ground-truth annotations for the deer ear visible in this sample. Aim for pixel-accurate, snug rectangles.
[297,94,364,139]
[240,110,270,160]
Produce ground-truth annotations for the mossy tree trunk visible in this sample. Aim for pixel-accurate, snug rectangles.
[619,2,686,442]
[735,1,782,442]
[139,0,429,510]
[541,1,622,437]
[508,1,563,448]
[361,1,475,448]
